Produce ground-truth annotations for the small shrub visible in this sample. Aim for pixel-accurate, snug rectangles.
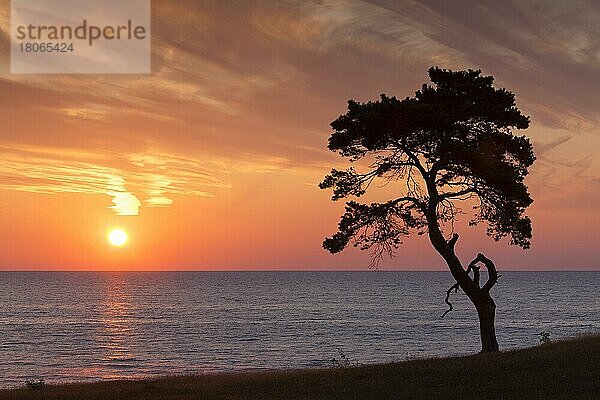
[24,379,46,390]
[539,331,551,345]
[330,349,361,368]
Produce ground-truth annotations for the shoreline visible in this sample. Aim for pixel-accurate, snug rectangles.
[2,335,598,399]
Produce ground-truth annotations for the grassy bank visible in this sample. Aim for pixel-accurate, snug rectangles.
[3,335,599,400]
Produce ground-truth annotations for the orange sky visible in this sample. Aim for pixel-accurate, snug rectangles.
[1,1,599,270]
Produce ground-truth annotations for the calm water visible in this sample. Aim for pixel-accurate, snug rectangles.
[0,271,598,387]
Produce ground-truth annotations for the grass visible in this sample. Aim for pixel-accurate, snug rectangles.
[2,335,599,400]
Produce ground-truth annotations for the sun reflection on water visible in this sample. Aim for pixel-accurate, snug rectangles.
[95,275,139,379]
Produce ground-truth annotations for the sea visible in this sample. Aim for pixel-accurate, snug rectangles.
[0,271,598,387]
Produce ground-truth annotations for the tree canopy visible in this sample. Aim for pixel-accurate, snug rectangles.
[320,67,535,261]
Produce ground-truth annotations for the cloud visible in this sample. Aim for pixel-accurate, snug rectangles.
[108,191,142,216]
[0,143,232,215]
[0,0,598,215]
[251,0,464,64]
[533,136,572,157]
[364,0,600,130]
[0,142,298,215]
[2,0,598,133]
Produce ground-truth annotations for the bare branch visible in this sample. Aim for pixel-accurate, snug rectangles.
[467,253,499,292]
[441,282,460,318]
[447,233,459,250]
[480,255,499,292]
[442,256,479,318]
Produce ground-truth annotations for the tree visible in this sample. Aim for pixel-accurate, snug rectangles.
[319,67,535,352]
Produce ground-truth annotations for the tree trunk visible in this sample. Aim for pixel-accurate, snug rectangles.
[474,294,499,352]
[425,219,500,353]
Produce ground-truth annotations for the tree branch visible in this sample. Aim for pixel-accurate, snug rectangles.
[441,247,477,318]
[441,282,460,318]
[398,144,429,180]
[439,187,477,200]
[447,233,459,250]
[391,196,426,212]
[467,253,499,292]
[480,254,498,292]
[430,160,444,177]
[472,266,480,288]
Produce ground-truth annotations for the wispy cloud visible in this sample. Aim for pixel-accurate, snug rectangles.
[0,144,232,215]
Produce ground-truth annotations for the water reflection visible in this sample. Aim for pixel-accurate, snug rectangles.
[95,274,139,379]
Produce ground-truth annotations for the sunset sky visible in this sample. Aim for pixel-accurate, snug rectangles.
[0,0,598,270]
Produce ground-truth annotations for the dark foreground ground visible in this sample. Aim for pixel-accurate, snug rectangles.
[3,335,599,400]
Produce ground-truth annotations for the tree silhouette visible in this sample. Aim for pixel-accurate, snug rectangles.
[320,67,535,352]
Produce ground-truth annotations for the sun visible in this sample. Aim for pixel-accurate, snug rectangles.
[108,229,128,246]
